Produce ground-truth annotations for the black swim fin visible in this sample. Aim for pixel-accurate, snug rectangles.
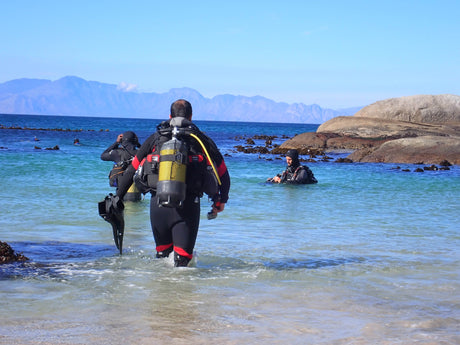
[98,193,125,254]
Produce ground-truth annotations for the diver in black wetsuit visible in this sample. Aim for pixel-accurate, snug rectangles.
[267,149,317,184]
[115,99,231,267]
[101,131,140,191]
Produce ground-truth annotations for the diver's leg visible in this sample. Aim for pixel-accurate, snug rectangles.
[150,195,173,258]
[172,196,200,267]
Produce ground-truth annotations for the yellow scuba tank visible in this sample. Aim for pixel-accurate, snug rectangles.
[124,183,142,202]
[156,134,188,207]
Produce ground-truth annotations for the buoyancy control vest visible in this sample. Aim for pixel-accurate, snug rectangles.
[108,146,137,188]
[282,165,318,184]
[134,117,221,207]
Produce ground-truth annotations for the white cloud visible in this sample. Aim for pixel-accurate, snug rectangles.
[117,82,138,92]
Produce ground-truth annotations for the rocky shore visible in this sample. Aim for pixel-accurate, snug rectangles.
[278,94,460,165]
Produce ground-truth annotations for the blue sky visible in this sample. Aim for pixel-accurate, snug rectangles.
[1,0,459,108]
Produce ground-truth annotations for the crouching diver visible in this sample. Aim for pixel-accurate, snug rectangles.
[99,99,230,265]
[101,131,141,201]
[267,149,318,184]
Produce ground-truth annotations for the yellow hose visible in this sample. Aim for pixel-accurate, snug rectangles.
[190,133,221,185]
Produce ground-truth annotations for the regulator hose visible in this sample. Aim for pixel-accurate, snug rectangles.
[189,133,221,186]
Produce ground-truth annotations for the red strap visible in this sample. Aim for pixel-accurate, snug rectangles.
[156,243,173,252]
[173,246,193,259]
[217,160,227,177]
[189,154,204,163]
[132,156,141,170]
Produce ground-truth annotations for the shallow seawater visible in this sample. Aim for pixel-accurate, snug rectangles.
[0,114,459,344]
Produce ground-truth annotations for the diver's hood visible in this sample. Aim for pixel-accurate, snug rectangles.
[286,149,300,168]
[121,131,139,147]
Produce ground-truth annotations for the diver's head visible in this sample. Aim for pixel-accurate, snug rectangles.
[286,149,300,167]
[170,99,192,120]
[121,131,140,147]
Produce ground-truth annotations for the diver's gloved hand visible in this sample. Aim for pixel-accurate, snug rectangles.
[98,193,125,254]
[207,200,225,220]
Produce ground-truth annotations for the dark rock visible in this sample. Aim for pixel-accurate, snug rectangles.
[335,158,353,163]
[0,241,29,264]
[233,145,269,154]
[271,144,325,156]
[439,160,452,166]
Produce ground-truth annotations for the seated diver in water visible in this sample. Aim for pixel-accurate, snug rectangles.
[267,149,317,184]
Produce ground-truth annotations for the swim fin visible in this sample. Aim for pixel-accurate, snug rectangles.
[98,193,125,254]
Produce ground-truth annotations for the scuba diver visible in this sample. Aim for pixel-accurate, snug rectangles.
[267,149,318,184]
[101,131,141,201]
[99,100,230,265]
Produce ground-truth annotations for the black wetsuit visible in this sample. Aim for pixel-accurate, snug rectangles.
[101,131,139,189]
[277,150,317,185]
[101,142,136,164]
[280,165,317,184]
[116,119,230,266]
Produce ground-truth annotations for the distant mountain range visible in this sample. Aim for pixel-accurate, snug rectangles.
[0,76,362,124]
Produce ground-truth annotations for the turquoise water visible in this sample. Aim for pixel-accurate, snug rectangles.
[0,114,459,344]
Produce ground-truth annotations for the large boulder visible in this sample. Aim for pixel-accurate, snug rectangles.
[317,116,459,139]
[354,94,460,124]
[278,94,460,165]
[348,136,460,165]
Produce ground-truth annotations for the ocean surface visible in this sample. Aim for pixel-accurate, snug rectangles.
[0,113,459,345]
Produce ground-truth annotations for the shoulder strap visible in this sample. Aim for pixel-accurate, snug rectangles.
[120,144,136,159]
[293,166,305,178]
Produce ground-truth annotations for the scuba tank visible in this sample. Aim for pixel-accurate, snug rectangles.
[156,126,188,207]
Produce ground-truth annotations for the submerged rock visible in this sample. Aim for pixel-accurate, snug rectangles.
[0,241,29,264]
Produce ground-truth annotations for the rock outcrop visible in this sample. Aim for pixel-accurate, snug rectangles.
[279,94,460,165]
[353,94,460,124]
[347,136,460,164]
[0,241,29,264]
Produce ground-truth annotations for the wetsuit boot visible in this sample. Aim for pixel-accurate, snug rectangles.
[156,247,173,258]
[174,252,191,267]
